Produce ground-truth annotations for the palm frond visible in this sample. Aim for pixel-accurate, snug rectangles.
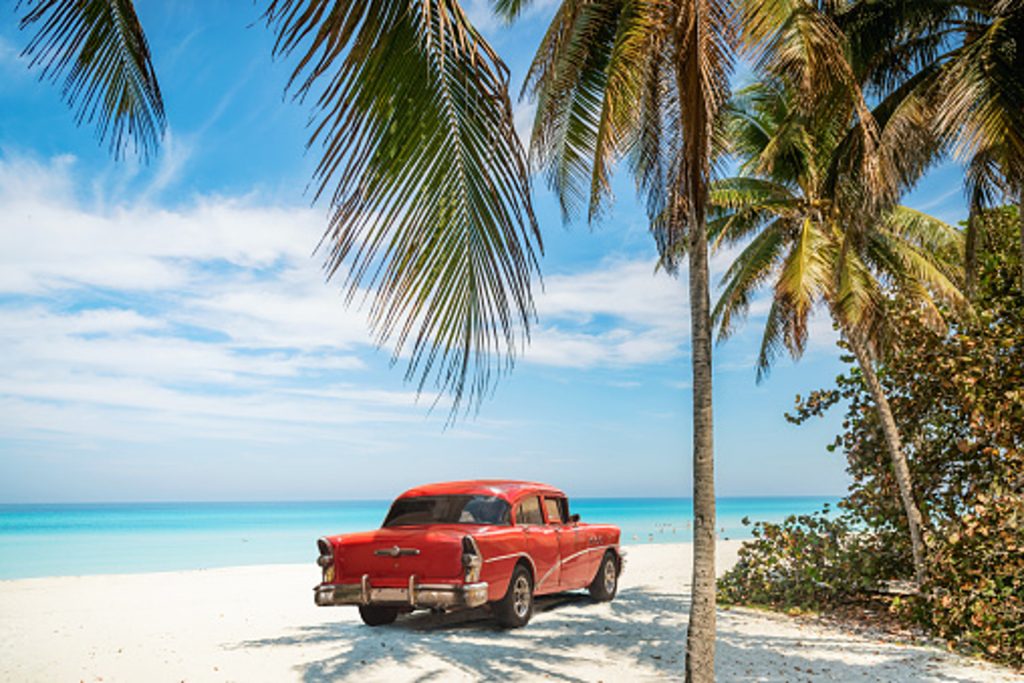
[526,0,622,221]
[965,147,1008,211]
[727,79,815,184]
[830,230,883,335]
[822,62,944,212]
[19,0,165,160]
[629,37,676,231]
[264,0,541,414]
[709,176,794,210]
[713,219,787,342]
[936,9,1024,172]
[492,0,533,22]
[525,0,736,268]
[741,0,888,208]
[587,0,668,221]
[883,206,963,260]
[837,0,956,96]
[872,207,968,313]
[707,176,796,247]
[755,296,791,381]
[774,216,830,350]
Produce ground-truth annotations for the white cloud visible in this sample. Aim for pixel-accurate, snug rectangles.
[524,259,688,367]
[463,0,503,34]
[0,155,421,447]
[539,260,684,323]
[141,129,193,199]
[523,243,755,369]
[0,155,831,452]
[0,158,319,294]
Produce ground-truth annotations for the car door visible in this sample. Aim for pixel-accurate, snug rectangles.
[544,496,588,588]
[515,495,560,594]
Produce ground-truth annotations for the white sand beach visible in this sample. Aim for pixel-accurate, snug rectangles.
[0,542,1017,682]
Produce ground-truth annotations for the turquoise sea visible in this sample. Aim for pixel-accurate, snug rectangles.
[0,497,838,579]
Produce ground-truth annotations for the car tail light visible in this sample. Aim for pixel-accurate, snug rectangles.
[317,537,335,582]
[462,535,482,583]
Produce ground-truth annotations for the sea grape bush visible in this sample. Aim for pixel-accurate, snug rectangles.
[717,508,902,610]
[718,206,1024,668]
[925,493,1024,663]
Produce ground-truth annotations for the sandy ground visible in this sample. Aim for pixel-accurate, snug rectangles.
[0,542,1019,682]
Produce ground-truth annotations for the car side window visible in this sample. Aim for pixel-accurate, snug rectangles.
[515,496,544,525]
[544,497,565,524]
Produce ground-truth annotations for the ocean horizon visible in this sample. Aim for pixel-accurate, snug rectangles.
[0,496,840,580]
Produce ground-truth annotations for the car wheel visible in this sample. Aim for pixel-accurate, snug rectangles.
[493,564,534,628]
[358,605,399,626]
[588,551,618,602]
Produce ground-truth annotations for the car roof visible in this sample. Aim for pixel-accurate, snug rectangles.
[396,480,566,503]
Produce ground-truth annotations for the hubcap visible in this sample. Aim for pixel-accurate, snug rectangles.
[603,558,616,592]
[513,575,531,618]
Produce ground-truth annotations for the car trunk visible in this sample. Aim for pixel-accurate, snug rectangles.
[332,526,473,584]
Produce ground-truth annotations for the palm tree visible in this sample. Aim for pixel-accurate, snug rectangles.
[711,79,967,585]
[17,0,543,414]
[504,1,737,678]
[837,0,1024,291]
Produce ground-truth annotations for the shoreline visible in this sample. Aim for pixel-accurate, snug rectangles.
[1,541,1018,682]
[0,540,720,581]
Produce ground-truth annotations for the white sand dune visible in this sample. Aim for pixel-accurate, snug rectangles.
[0,542,1018,682]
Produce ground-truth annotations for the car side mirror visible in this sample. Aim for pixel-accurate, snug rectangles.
[569,514,580,524]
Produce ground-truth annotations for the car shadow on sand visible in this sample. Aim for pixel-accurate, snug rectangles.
[229,588,1000,682]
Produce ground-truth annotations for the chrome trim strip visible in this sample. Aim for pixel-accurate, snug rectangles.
[561,543,615,565]
[537,544,618,589]
[537,562,559,589]
[360,574,369,605]
[484,544,617,590]
[483,552,530,564]
[374,546,421,557]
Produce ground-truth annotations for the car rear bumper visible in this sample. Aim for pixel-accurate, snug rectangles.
[314,575,488,610]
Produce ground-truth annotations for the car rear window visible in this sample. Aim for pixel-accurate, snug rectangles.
[383,495,511,527]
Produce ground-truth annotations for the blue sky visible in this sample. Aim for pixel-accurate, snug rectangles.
[0,1,968,502]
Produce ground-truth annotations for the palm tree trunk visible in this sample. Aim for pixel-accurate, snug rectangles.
[845,330,929,585]
[1018,190,1023,292]
[685,214,716,683]
[671,4,723,678]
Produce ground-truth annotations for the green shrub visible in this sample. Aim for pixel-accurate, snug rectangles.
[924,493,1024,667]
[718,508,901,610]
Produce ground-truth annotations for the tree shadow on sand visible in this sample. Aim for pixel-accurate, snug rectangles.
[714,609,1001,683]
[229,588,1005,682]
[231,589,687,681]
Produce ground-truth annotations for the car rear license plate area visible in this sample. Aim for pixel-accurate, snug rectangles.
[371,587,408,603]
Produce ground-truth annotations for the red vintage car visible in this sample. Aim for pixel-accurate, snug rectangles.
[314,480,622,627]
